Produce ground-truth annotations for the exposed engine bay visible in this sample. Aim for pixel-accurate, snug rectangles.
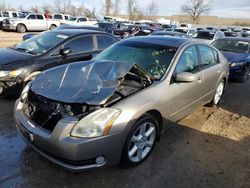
[22,61,153,132]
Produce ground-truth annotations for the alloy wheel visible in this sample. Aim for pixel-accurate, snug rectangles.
[128,122,156,162]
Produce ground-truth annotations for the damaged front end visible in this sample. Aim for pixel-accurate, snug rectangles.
[21,60,153,132]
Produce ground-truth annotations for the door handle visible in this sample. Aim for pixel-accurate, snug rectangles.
[197,75,204,84]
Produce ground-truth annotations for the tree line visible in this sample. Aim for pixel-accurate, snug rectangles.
[0,0,211,23]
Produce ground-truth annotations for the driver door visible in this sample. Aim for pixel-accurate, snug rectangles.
[167,45,205,122]
[47,35,96,69]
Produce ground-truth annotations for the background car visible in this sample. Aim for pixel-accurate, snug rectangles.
[15,36,229,171]
[211,37,250,82]
[151,30,191,39]
[0,29,118,97]
[191,30,225,43]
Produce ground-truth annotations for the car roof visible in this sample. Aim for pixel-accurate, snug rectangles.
[123,36,189,48]
[215,37,250,42]
[50,29,104,36]
[153,31,185,35]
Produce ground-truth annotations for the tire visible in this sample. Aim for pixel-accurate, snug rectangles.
[49,24,57,30]
[239,66,249,82]
[208,80,225,107]
[121,114,160,167]
[17,24,26,33]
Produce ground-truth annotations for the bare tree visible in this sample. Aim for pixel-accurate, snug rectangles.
[103,0,113,16]
[41,3,51,14]
[113,0,121,16]
[30,5,40,13]
[127,0,138,20]
[53,0,71,14]
[181,0,211,24]
[0,0,6,11]
[146,0,158,20]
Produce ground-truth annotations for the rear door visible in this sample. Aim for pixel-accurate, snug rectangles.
[35,15,47,30]
[167,45,205,121]
[197,45,222,102]
[95,34,118,56]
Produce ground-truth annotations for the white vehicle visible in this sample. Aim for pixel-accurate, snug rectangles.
[176,23,192,33]
[103,16,128,22]
[0,11,20,28]
[2,13,61,33]
[65,17,97,26]
[53,14,71,23]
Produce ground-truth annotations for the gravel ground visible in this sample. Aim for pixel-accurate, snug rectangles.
[0,31,250,188]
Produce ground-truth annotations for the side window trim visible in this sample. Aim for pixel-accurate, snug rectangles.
[50,35,95,57]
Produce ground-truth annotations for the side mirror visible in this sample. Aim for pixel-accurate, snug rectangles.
[59,47,71,56]
[175,72,196,83]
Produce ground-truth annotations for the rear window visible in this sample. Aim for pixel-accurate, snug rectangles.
[198,45,219,68]
[37,15,44,20]
[54,14,63,20]
[97,35,117,50]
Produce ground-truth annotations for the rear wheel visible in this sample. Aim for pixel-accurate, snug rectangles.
[208,80,225,106]
[121,114,159,167]
[17,24,26,33]
[49,24,57,30]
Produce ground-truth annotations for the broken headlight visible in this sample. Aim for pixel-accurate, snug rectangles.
[71,108,121,138]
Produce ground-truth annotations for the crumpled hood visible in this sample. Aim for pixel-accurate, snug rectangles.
[0,48,32,67]
[222,51,249,63]
[31,60,135,105]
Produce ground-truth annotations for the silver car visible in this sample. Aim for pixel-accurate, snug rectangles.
[15,36,229,171]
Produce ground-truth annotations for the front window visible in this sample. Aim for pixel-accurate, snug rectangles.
[2,12,9,17]
[94,42,177,79]
[14,32,69,55]
[211,40,250,53]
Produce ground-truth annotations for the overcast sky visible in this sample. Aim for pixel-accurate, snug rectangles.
[6,0,250,18]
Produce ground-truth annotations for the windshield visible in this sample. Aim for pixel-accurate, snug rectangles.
[31,61,135,104]
[15,32,69,55]
[212,40,250,53]
[94,42,177,79]
[192,31,214,40]
[69,17,77,21]
[19,13,29,18]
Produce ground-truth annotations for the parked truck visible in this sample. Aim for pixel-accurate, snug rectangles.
[2,13,61,33]
[53,13,71,24]
[65,16,97,26]
[0,11,20,29]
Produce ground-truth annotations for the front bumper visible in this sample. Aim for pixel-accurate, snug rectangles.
[0,78,23,97]
[229,66,245,79]
[2,24,16,31]
[14,100,124,171]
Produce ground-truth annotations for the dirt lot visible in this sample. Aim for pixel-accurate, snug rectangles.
[0,31,250,188]
[0,31,24,48]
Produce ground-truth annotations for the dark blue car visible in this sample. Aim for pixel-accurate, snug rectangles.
[211,38,250,82]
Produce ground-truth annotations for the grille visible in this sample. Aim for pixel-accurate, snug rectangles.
[25,91,63,132]
[3,19,10,24]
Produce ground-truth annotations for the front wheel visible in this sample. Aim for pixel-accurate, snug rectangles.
[17,24,26,33]
[121,114,159,167]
